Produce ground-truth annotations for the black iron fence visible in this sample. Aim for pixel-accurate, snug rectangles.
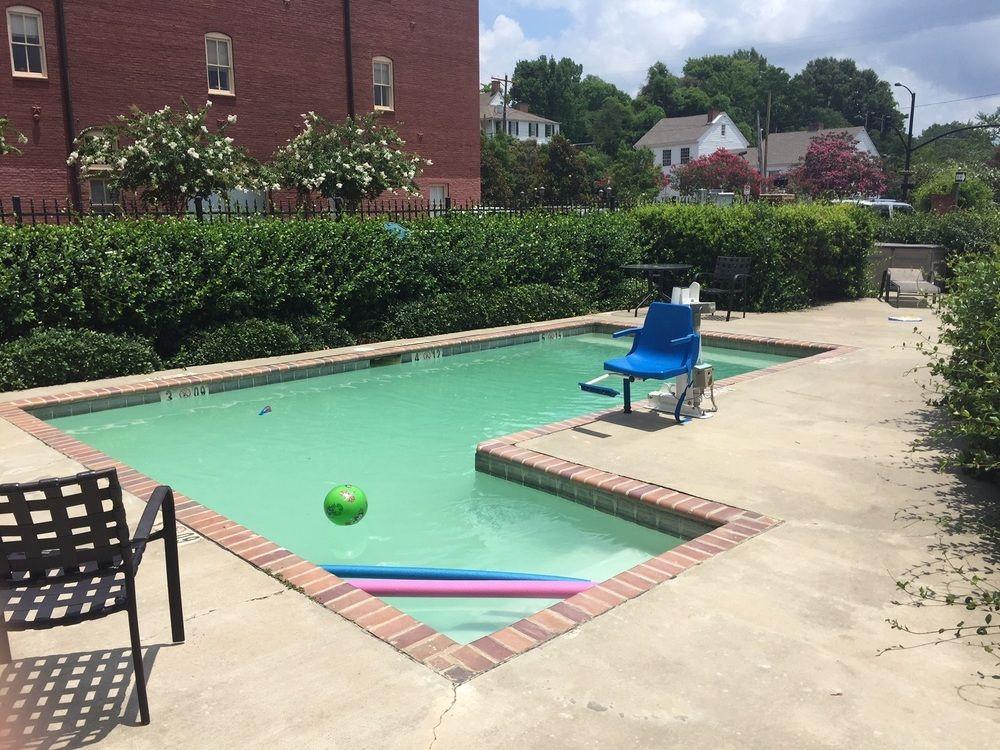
[0,194,634,226]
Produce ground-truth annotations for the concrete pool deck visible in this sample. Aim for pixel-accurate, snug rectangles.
[1,298,997,748]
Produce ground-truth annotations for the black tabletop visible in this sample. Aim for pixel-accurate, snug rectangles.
[622,263,692,272]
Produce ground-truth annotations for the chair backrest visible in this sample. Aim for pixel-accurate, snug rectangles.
[0,469,129,585]
[631,302,695,356]
[887,267,924,283]
[713,256,752,282]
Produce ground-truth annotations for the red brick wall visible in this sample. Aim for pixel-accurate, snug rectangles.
[0,0,479,206]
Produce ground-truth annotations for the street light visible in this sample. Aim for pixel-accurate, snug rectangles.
[893,82,917,200]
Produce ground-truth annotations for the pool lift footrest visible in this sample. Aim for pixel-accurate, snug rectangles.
[578,374,619,398]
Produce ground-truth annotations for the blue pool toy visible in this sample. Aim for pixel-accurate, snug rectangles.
[580,302,699,422]
[258,405,272,415]
[384,221,409,239]
[320,564,586,582]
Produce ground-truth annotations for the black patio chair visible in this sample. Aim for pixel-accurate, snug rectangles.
[0,469,184,726]
[695,256,752,321]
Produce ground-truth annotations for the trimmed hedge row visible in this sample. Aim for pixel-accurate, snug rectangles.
[876,207,1000,257]
[0,205,878,390]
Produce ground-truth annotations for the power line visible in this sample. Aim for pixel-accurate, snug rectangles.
[915,91,1000,108]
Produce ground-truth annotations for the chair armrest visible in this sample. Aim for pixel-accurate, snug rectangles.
[612,327,641,339]
[670,333,698,345]
[131,485,175,568]
[692,271,712,286]
[732,273,750,289]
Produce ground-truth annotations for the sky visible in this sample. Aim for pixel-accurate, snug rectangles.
[479,0,1000,133]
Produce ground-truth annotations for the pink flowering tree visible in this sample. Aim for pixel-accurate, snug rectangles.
[670,148,763,196]
[789,132,886,198]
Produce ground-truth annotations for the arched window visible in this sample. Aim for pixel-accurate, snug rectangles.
[205,32,234,95]
[6,6,46,78]
[373,56,394,111]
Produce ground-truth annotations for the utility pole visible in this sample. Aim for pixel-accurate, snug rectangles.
[894,82,916,200]
[762,92,772,178]
[491,75,513,135]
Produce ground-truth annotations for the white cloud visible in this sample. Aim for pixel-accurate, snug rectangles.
[479,15,542,84]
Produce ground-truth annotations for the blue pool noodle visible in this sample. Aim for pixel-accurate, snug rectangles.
[320,564,586,582]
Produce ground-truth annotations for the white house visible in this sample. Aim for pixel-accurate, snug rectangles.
[480,89,561,145]
[751,126,880,176]
[634,111,750,198]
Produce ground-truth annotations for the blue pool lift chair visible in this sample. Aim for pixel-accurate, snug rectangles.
[580,302,700,421]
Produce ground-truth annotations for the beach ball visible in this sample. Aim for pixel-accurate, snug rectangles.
[323,484,368,526]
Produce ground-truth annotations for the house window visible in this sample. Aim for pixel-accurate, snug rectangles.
[528,122,538,138]
[662,149,672,166]
[721,123,726,136]
[373,57,393,110]
[205,33,234,95]
[88,178,119,209]
[7,6,46,77]
[544,123,554,138]
[507,120,518,136]
[680,147,691,164]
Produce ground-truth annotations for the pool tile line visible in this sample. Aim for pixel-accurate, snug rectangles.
[0,321,842,684]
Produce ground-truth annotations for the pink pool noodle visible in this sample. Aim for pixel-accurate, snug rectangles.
[346,578,595,598]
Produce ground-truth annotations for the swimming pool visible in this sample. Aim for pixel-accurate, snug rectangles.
[49,333,797,643]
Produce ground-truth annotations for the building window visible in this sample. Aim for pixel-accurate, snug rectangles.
[6,6,46,77]
[528,122,538,138]
[428,184,449,215]
[88,178,119,209]
[680,147,691,164]
[662,149,672,166]
[373,57,393,110]
[544,123,554,138]
[205,33,234,95]
[507,120,518,136]
[721,123,726,136]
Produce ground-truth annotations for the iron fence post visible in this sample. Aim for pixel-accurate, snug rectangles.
[11,196,23,226]
[194,196,204,222]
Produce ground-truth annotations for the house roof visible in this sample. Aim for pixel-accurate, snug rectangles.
[634,113,719,147]
[763,126,873,166]
[479,93,560,125]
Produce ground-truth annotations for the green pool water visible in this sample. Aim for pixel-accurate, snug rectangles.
[50,333,795,643]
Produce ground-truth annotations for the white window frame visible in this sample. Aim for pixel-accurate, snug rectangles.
[507,120,518,136]
[662,149,672,166]
[544,123,554,138]
[373,56,394,111]
[528,122,538,138]
[680,147,691,164]
[88,178,120,208]
[6,6,46,79]
[205,32,235,96]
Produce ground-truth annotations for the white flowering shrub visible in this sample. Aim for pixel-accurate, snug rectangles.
[0,116,28,157]
[67,100,258,212]
[270,112,427,207]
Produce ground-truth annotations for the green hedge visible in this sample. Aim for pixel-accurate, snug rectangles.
[877,208,1000,257]
[0,328,161,391]
[923,246,1000,479]
[0,206,878,389]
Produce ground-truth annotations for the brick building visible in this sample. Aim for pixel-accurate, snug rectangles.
[0,1,480,206]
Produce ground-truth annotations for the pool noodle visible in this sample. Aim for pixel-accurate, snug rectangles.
[346,578,594,598]
[321,564,587,582]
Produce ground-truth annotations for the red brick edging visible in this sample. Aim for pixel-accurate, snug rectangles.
[0,318,855,683]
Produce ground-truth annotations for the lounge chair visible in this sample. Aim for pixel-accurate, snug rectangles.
[583,302,699,420]
[695,256,752,321]
[883,267,941,304]
[0,469,184,726]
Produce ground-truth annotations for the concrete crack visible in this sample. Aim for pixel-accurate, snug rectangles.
[428,683,459,750]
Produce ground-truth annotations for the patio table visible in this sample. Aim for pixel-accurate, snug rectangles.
[622,263,693,316]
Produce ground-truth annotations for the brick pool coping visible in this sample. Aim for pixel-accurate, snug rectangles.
[0,317,857,684]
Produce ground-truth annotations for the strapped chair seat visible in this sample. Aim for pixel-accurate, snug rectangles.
[695,256,752,321]
[1,469,184,726]
[884,267,941,302]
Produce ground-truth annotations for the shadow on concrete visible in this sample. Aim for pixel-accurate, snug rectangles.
[582,407,691,435]
[0,645,165,750]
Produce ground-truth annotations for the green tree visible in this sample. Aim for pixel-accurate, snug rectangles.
[912,167,993,211]
[510,56,586,140]
[540,134,590,204]
[913,121,997,167]
[591,97,633,156]
[606,147,661,202]
[791,57,902,133]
